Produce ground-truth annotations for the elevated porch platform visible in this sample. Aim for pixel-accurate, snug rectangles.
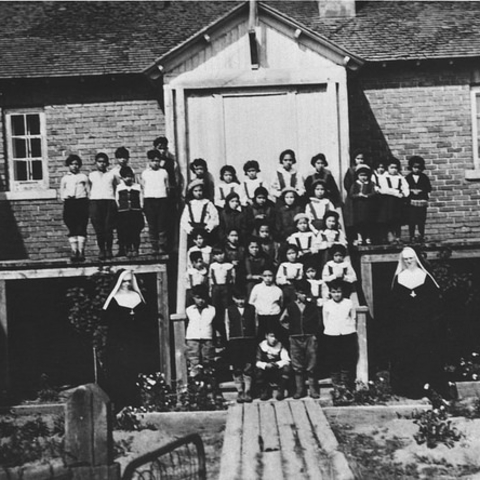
[355,239,480,316]
[0,255,171,394]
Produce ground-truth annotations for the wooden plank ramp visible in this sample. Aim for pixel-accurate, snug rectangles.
[219,399,354,480]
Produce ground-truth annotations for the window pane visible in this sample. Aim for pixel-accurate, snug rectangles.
[27,114,40,135]
[30,138,42,157]
[32,161,43,180]
[13,138,27,158]
[14,161,28,181]
[11,115,25,136]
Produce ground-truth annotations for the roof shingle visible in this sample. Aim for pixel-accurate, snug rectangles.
[1,1,480,79]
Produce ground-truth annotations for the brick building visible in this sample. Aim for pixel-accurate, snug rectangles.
[1,1,480,394]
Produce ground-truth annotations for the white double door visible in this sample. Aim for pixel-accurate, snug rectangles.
[186,84,341,187]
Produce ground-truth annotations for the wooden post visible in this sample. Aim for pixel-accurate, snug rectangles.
[171,313,187,387]
[157,267,171,384]
[356,306,369,385]
[360,257,374,316]
[65,383,120,480]
[0,280,9,393]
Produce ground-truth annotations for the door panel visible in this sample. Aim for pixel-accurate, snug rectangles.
[186,85,338,187]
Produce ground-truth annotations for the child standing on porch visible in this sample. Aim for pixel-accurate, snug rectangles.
[304,153,342,208]
[321,244,357,299]
[405,155,432,243]
[274,188,303,242]
[305,179,335,233]
[180,180,219,244]
[189,158,215,202]
[185,285,216,378]
[280,279,322,399]
[241,160,266,206]
[185,251,209,307]
[209,245,235,347]
[116,166,144,257]
[60,154,89,262]
[187,228,212,268]
[270,149,305,202]
[225,287,257,403]
[112,147,135,184]
[323,279,357,389]
[89,152,117,260]
[141,149,170,255]
[249,265,283,341]
[215,165,242,210]
[349,164,377,245]
[377,157,410,243]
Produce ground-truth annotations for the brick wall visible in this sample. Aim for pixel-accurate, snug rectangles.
[349,61,480,242]
[0,77,165,260]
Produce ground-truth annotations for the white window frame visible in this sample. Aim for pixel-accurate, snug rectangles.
[3,109,56,199]
[468,88,480,180]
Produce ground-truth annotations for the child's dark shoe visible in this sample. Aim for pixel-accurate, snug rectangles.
[236,392,244,404]
[260,389,271,401]
[276,389,285,401]
[243,391,253,403]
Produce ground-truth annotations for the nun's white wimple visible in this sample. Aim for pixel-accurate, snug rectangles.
[103,270,146,310]
[392,247,440,289]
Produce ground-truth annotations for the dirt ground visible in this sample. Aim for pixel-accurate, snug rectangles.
[114,413,225,479]
[332,416,480,480]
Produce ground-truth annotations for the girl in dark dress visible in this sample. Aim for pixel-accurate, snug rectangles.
[101,270,153,410]
[349,164,377,245]
[218,192,247,242]
[390,247,449,399]
[304,153,342,208]
[343,150,367,242]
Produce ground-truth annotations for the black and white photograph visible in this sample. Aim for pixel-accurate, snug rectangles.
[2,1,480,478]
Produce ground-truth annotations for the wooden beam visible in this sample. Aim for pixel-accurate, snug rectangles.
[356,306,369,385]
[0,263,166,281]
[171,313,187,386]
[360,259,374,317]
[157,270,171,384]
[0,280,9,393]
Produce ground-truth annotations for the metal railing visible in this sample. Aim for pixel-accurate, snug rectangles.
[122,433,206,480]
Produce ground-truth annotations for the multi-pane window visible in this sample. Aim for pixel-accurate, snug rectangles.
[5,110,48,191]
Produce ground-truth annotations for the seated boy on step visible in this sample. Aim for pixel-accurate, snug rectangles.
[255,329,291,401]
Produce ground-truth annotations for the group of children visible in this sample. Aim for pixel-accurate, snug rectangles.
[344,151,432,245]
[60,137,178,261]
[181,148,432,401]
[181,150,366,401]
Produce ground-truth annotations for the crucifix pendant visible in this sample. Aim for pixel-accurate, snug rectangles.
[410,290,416,298]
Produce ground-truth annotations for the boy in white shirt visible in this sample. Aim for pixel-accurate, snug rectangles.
[209,246,235,347]
[323,280,357,389]
[321,244,357,299]
[185,285,216,378]
[249,266,283,341]
[88,152,117,260]
[141,149,170,254]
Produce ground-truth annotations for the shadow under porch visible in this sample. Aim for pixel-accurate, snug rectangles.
[0,254,176,402]
[352,239,480,379]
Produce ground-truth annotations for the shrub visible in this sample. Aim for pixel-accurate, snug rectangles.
[0,415,65,467]
[331,371,394,406]
[413,407,462,449]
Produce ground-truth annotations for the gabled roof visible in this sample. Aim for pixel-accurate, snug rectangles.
[272,1,480,62]
[0,1,480,80]
[0,1,241,79]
